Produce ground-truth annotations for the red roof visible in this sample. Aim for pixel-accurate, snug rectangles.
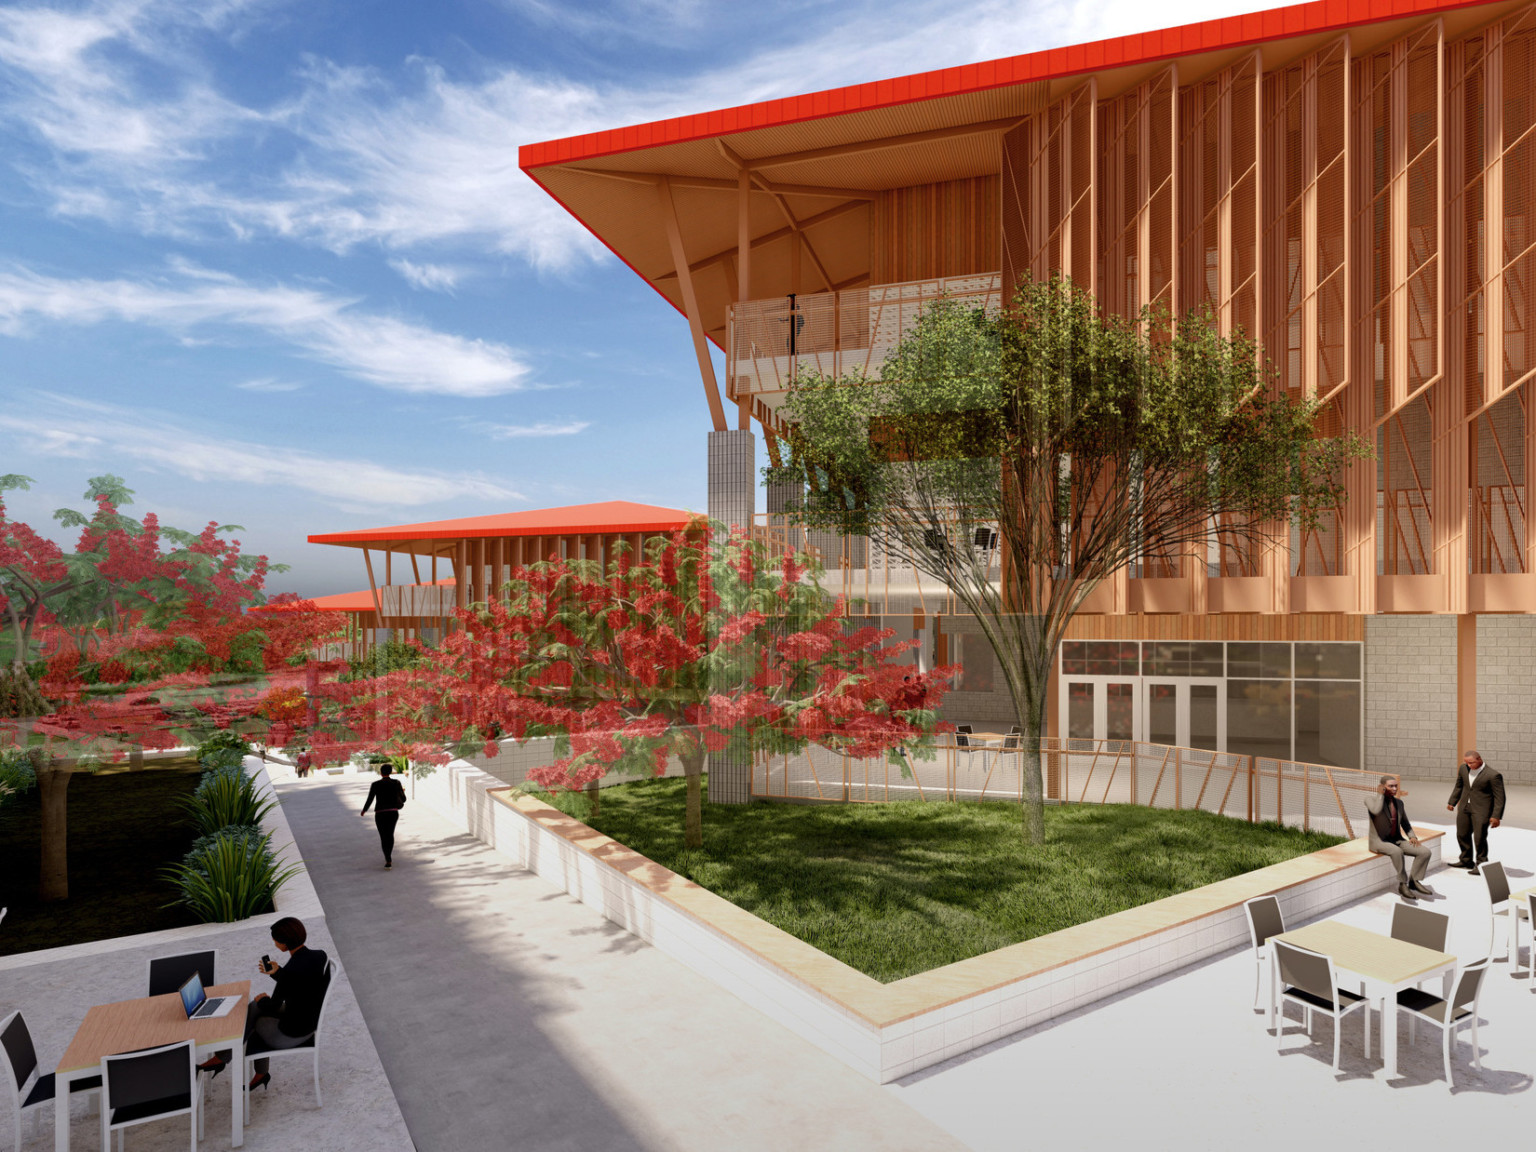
[308,500,697,546]
[253,581,457,614]
[519,0,1496,168]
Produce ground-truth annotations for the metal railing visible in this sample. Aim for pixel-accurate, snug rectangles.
[750,736,1375,840]
[727,272,1002,398]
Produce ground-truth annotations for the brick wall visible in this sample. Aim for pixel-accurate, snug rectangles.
[1475,615,1536,787]
[1364,615,1457,778]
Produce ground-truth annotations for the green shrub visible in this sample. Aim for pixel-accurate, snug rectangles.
[183,823,265,872]
[195,730,252,773]
[180,771,275,836]
[342,639,424,682]
[163,829,300,923]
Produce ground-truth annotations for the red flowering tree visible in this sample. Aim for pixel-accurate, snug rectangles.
[1,475,343,900]
[317,526,952,848]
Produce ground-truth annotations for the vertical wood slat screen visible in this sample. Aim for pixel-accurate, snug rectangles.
[870,175,999,285]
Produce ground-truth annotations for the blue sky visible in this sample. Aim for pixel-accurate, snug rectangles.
[0,0,1268,597]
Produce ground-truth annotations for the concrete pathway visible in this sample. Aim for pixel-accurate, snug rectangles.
[889,821,1536,1150]
[275,776,965,1152]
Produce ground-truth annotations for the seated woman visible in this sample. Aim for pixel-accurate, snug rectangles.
[199,916,329,1091]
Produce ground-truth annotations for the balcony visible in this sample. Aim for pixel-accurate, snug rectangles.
[727,272,1002,404]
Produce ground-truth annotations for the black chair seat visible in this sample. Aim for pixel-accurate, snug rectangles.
[246,1032,314,1057]
[1396,988,1474,1023]
[22,1072,102,1107]
[1282,986,1364,1012]
[110,1092,192,1125]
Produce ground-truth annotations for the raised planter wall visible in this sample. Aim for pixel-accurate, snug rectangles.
[413,760,1441,1083]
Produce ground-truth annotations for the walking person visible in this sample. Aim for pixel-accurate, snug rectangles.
[1366,775,1435,901]
[1446,749,1505,872]
[295,747,313,779]
[361,762,407,869]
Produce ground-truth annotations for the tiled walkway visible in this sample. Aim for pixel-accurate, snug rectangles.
[889,822,1536,1150]
[276,776,964,1152]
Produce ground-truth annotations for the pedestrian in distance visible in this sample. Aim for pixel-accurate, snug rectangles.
[1446,749,1505,873]
[295,747,313,779]
[1366,775,1435,901]
[361,761,407,869]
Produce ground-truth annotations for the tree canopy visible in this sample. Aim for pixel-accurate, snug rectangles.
[769,276,1369,842]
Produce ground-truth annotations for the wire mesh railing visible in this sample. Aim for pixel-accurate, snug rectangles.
[750,735,1372,839]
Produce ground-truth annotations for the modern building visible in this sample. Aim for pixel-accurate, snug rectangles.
[521,0,1536,784]
[307,501,695,651]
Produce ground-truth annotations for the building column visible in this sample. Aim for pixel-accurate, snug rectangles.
[1457,613,1477,759]
[707,428,756,534]
[709,428,757,804]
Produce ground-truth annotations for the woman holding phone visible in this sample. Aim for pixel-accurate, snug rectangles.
[196,917,329,1092]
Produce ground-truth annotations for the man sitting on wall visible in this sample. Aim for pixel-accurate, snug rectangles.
[1367,775,1436,902]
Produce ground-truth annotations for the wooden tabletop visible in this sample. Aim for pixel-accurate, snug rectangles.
[1511,885,1536,905]
[1276,923,1453,986]
[57,981,250,1075]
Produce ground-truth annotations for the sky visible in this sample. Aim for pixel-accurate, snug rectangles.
[0,0,1276,598]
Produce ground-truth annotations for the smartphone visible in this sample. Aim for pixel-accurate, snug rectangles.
[260,954,271,971]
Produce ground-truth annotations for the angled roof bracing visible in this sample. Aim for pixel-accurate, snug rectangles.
[519,0,1521,430]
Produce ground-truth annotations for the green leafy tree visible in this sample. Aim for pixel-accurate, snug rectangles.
[770,277,1369,843]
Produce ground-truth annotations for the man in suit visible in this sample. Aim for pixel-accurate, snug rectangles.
[1446,749,1505,871]
[1367,775,1435,901]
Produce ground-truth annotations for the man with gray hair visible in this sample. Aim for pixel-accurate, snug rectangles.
[1367,775,1434,901]
[1446,750,1505,873]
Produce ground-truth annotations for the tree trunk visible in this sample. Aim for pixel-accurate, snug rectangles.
[585,775,600,820]
[1012,691,1048,845]
[37,756,72,901]
[678,745,704,849]
[128,746,144,772]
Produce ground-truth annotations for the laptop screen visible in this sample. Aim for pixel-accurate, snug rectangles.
[178,972,207,1018]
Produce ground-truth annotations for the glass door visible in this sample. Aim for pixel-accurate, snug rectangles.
[1141,678,1225,751]
[1061,679,1140,746]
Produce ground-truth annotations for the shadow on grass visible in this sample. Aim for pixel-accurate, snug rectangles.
[543,776,1345,983]
[0,765,203,955]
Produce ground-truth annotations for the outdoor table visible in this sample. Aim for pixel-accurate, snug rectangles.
[54,980,250,1151]
[1268,922,1454,1078]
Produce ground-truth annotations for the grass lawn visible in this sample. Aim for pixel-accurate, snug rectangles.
[0,765,203,956]
[543,776,1344,983]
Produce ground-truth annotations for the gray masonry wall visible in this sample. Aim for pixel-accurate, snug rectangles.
[1476,615,1536,788]
[1364,615,1457,779]
[707,429,755,531]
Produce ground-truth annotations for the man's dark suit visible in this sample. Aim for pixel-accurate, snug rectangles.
[1448,762,1506,866]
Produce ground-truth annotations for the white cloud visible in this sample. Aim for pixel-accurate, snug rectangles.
[0,0,1280,271]
[0,262,533,396]
[233,376,301,392]
[485,420,590,439]
[0,393,524,508]
[389,258,460,292]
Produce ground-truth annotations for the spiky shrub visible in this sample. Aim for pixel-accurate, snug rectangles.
[164,829,301,923]
[181,770,275,836]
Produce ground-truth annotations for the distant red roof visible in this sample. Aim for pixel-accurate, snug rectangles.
[253,581,456,614]
[308,501,698,547]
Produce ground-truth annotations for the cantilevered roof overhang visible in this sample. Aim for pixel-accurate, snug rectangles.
[308,500,696,555]
[518,0,1521,384]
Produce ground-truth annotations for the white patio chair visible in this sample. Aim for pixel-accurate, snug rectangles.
[3,1010,101,1152]
[99,1040,200,1152]
[1243,895,1286,1010]
[147,951,218,998]
[1389,903,1451,1043]
[243,958,337,1121]
[1273,940,1370,1072]
[1480,861,1528,964]
[1395,957,1490,1088]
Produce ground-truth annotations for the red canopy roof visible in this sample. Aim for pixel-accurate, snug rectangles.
[520,0,1494,168]
[308,500,697,547]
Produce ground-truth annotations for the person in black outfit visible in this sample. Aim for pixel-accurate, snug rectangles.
[361,763,407,869]
[197,917,329,1092]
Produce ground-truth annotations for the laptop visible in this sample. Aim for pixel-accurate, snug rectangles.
[178,972,238,1020]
